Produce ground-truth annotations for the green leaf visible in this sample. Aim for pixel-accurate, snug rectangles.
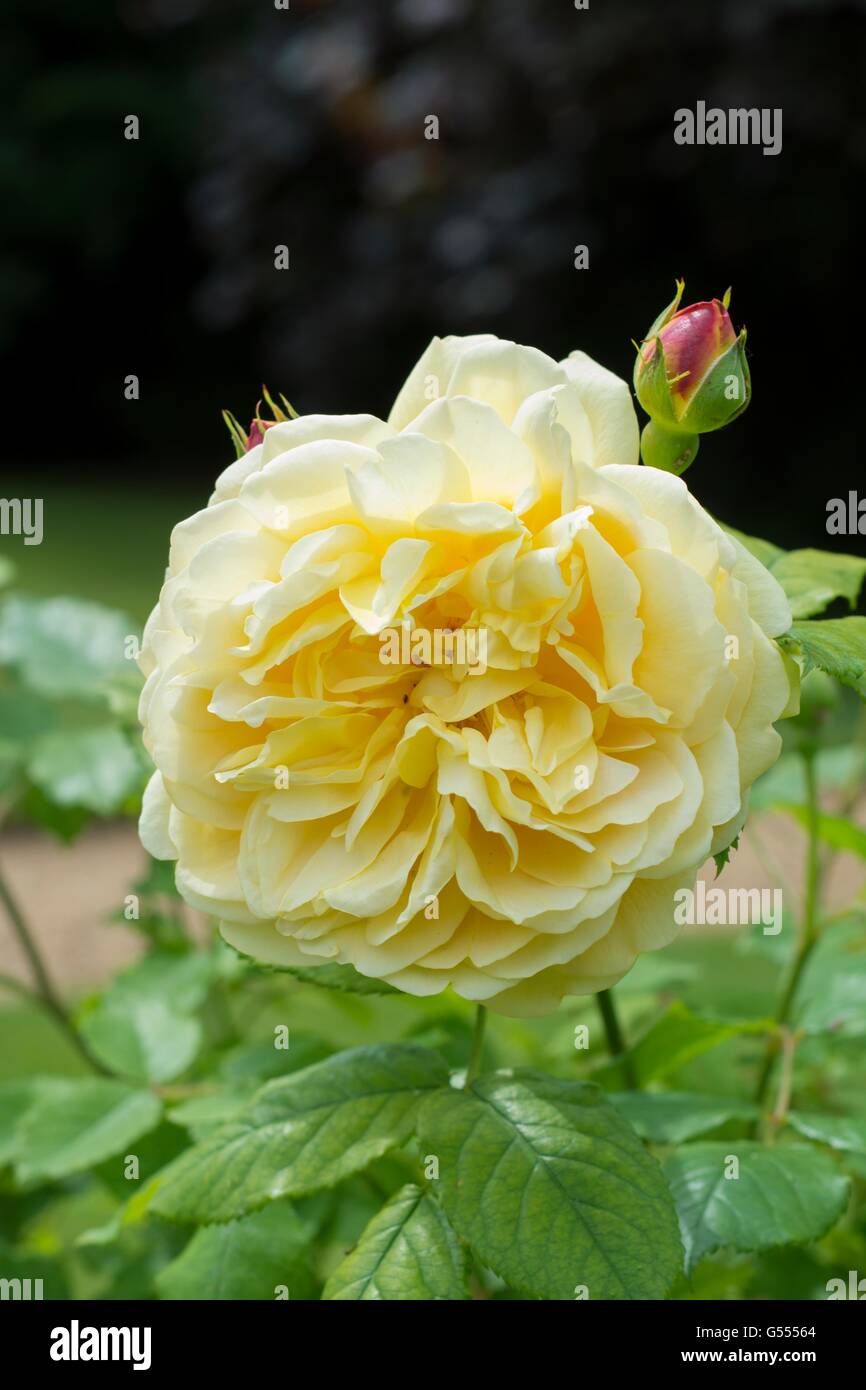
[285,961,399,996]
[77,951,214,1083]
[22,1186,119,1259]
[92,1119,188,1200]
[712,832,740,878]
[224,950,399,997]
[323,1183,469,1301]
[0,688,58,745]
[216,1037,329,1085]
[609,1091,757,1144]
[156,1200,317,1300]
[417,1070,682,1300]
[770,549,866,619]
[664,1142,850,1272]
[0,688,57,795]
[786,1111,866,1155]
[18,785,92,840]
[594,1002,771,1089]
[104,950,215,1014]
[152,1043,449,1224]
[14,1079,162,1184]
[779,617,866,696]
[793,916,866,1035]
[26,726,143,815]
[0,595,135,702]
[776,803,866,861]
[0,1239,69,1299]
[166,1087,254,1141]
[0,1078,59,1168]
[81,1001,201,1086]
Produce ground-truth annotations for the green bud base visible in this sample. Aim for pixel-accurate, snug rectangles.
[640,421,700,475]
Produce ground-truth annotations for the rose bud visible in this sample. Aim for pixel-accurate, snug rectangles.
[633,281,750,474]
[222,387,298,458]
[244,418,265,451]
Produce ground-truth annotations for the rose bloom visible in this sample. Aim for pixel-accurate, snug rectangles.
[139,335,798,1016]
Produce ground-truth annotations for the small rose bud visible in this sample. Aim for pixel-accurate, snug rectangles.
[245,418,265,452]
[222,387,299,459]
[633,281,750,473]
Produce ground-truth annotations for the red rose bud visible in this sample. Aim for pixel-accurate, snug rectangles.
[245,418,265,451]
[633,282,750,473]
[222,387,299,459]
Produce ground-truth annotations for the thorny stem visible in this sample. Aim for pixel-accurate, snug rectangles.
[753,749,821,1117]
[768,1027,799,1139]
[0,861,109,1075]
[801,751,822,956]
[465,1004,487,1086]
[596,988,637,1088]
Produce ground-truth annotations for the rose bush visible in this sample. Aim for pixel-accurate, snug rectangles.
[139,334,798,1015]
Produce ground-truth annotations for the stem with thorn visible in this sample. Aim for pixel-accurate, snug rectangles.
[753,748,821,1118]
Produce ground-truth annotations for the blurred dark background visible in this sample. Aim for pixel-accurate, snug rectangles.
[4,0,866,610]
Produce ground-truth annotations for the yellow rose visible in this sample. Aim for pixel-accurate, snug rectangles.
[139,334,798,1016]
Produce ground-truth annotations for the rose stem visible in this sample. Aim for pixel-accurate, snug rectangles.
[753,747,821,1116]
[596,988,637,1087]
[0,861,109,1075]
